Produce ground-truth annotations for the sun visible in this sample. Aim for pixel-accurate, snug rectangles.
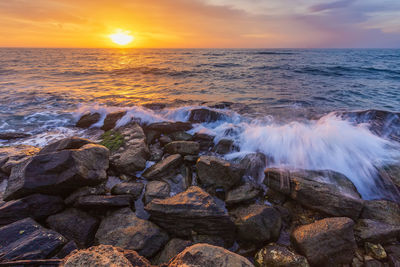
[109,30,134,46]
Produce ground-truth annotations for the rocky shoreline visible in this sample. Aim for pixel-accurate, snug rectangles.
[0,108,399,266]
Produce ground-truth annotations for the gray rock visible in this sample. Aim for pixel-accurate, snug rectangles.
[95,208,169,257]
[165,141,200,156]
[354,219,400,244]
[360,200,400,225]
[213,139,234,154]
[254,243,310,267]
[144,181,170,204]
[225,183,261,206]
[142,154,182,180]
[111,182,144,200]
[169,131,193,141]
[149,144,163,162]
[159,135,173,146]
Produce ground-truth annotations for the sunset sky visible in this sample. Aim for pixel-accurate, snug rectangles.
[0,0,399,48]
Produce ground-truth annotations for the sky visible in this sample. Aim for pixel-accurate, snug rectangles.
[0,0,399,48]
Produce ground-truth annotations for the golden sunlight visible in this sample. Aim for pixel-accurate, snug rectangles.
[109,30,134,46]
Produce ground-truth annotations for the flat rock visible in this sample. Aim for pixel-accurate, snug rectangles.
[0,218,67,262]
[291,217,357,266]
[144,180,170,204]
[231,204,281,244]
[145,121,193,134]
[76,113,101,128]
[0,145,40,175]
[142,154,182,180]
[264,168,364,220]
[354,219,400,244]
[101,111,127,131]
[46,208,99,248]
[109,123,150,175]
[168,243,254,267]
[196,156,244,191]
[169,131,193,141]
[95,208,169,258]
[65,185,106,206]
[254,243,310,267]
[188,108,224,123]
[74,195,133,210]
[225,182,261,206]
[154,238,193,265]
[4,139,109,200]
[111,182,144,200]
[0,194,64,226]
[165,141,200,155]
[360,200,400,225]
[145,186,235,241]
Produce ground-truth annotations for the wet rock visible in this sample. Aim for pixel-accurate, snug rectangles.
[95,208,169,257]
[144,181,170,204]
[145,186,235,241]
[240,153,267,181]
[64,185,106,206]
[38,137,93,155]
[109,123,150,175]
[360,200,400,225]
[291,217,357,266]
[188,108,224,123]
[145,121,193,134]
[378,165,400,189]
[111,182,144,200]
[354,219,400,244]
[149,143,163,161]
[225,183,261,206]
[165,141,200,156]
[196,156,244,191]
[264,168,364,220]
[101,111,127,131]
[74,195,133,210]
[0,218,67,262]
[0,145,40,175]
[0,194,64,226]
[0,132,31,140]
[230,204,281,244]
[365,242,387,260]
[159,135,172,146]
[142,154,182,180]
[46,208,99,248]
[192,133,215,151]
[169,131,192,141]
[4,141,109,200]
[213,139,234,154]
[76,112,101,128]
[154,238,193,265]
[55,240,78,259]
[142,103,166,110]
[168,243,254,267]
[254,243,310,267]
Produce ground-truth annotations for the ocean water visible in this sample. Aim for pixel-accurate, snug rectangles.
[0,48,400,200]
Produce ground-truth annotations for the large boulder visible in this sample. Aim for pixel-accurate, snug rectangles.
[188,108,224,123]
[145,186,235,242]
[76,112,101,128]
[0,145,40,175]
[196,156,244,191]
[46,208,99,248]
[145,121,193,134]
[230,204,281,244]
[4,139,109,200]
[109,123,150,175]
[168,243,254,267]
[164,141,200,156]
[360,200,400,225]
[354,219,400,244]
[0,194,64,226]
[95,208,169,258]
[38,137,93,155]
[254,243,310,267]
[101,111,127,131]
[264,168,364,220]
[0,218,67,262]
[154,238,193,265]
[291,217,357,266]
[142,154,182,180]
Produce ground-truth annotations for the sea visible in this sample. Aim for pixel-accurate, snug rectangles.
[0,48,399,201]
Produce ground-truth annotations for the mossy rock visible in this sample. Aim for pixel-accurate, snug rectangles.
[100,130,124,152]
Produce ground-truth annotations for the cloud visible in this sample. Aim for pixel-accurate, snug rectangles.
[309,0,357,12]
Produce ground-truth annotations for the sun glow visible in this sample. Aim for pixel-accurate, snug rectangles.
[109,30,134,46]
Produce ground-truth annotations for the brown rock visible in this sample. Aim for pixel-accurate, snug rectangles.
[165,141,200,156]
[101,111,127,131]
[76,113,101,128]
[142,154,182,180]
[361,200,400,225]
[144,181,170,204]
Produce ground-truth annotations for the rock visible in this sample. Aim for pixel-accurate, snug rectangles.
[38,137,93,155]
[230,204,281,244]
[196,156,244,191]
[225,183,261,206]
[291,217,357,266]
[101,111,127,131]
[188,108,224,123]
[95,208,169,257]
[192,235,226,248]
[192,133,214,151]
[109,123,150,175]
[354,219,400,244]
[169,131,193,141]
[142,103,166,110]
[364,256,384,267]
[254,243,310,267]
[184,155,198,164]
[4,141,109,200]
[378,165,400,189]
[361,200,400,225]
[168,243,254,267]
[264,168,364,220]
[0,145,40,174]
[74,195,133,210]
[145,186,235,241]
[142,154,182,180]
[46,208,99,248]
[154,238,193,265]
[0,194,64,226]
[111,182,144,200]
[149,144,163,162]
[240,153,267,181]
[64,185,106,206]
[144,181,170,204]
[159,135,173,146]
[0,132,30,140]
[213,139,234,154]
[145,122,193,134]
[76,113,101,128]
[165,141,200,156]
[385,245,400,267]
[55,240,78,259]
[365,242,387,260]
[0,218,67,262]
